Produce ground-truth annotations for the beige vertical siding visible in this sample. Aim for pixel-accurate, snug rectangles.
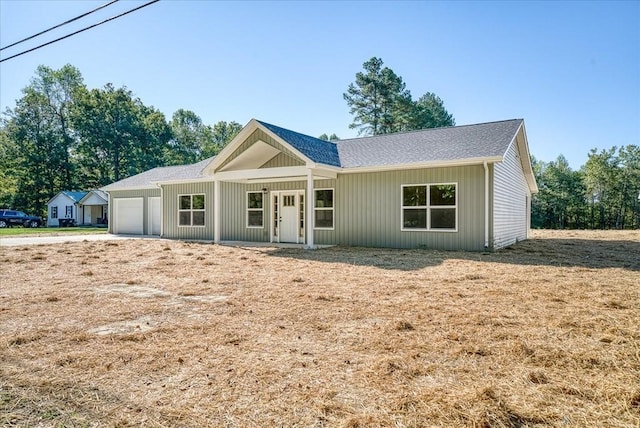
[260,152,304,168]
[493,139,531,249]
[220,180,311,242]
[107,188,160,235]
[217,166,486,250]
[218,129,301,170]
[161,182,215,240]
[328,166,486,250]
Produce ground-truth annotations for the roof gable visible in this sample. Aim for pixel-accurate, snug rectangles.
[79,190,108,205]
[216,128,304,172]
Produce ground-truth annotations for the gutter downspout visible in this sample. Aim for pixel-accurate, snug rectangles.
[214,179,220,244]
[306,169,315,249]
[484,161,489,249]
[159,186,164,238]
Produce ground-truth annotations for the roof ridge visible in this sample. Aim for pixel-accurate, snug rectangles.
[257,119,338,146]
[337,118,523,143]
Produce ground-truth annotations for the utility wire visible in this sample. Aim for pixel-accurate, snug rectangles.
[0,0,160,63]
[0,0,120,51]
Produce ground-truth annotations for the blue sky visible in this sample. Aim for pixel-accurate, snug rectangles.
[1,0,638,169]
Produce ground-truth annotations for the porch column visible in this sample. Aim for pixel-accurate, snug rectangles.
[214,179,220,244]
[306,169,314,249]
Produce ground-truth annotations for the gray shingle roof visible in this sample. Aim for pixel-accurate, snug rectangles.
[103,119,526,190]
[335,119,523,168]
[258,120,341,167]
[101,157,214,191]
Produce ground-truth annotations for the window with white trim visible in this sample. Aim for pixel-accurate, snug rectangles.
[247,191,264,228]
[314,189,334,229]
[179,194,205,227]
[51,206,58,219]
[402,183,457,231]
[65,205,73,218]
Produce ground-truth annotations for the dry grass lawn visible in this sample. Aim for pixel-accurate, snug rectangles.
[1,230,639,427]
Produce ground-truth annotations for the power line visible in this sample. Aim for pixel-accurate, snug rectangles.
[0,0,120,52]
[0,0,160,64]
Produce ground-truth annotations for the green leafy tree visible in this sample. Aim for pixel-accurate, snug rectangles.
[0,126,19,208]
[344,57,455,135]
[136,106,172,172]
[531,155,586,229]
[583,145,640,229]
[344,57,413,135]
[202,121,242,158]
[0,65,85,215]
[412,92,455,129]
[318,133,339,141]
[71,84,168,187]
[167,109,207,165]
[583,147,619,229]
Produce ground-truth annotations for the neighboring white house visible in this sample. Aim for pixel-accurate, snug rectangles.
[78,190,109,225]
[47,191,87,226]
[47,190,109,226]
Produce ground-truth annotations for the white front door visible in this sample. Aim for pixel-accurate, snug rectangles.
[272,191,304,244]
[279,193,298,243]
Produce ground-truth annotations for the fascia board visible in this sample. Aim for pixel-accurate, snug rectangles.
[201,119,261,174]
[505,122,538,194]
[152,177,215,186]
[338,157,504,174]
[102,185,159,192]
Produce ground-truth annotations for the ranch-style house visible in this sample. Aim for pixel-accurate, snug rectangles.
[102,118,538,251]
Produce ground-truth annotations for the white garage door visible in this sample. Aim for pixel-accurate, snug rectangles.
[114,198,144,235]
[149,197,161,236]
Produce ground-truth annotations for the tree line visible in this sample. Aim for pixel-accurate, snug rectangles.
[532,147,640,230]
[0,64,242,216]
[2,59,636,230]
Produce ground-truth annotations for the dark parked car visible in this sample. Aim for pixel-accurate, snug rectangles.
[0,209,42,228]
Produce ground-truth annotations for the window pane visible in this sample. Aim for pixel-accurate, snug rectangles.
[431,208,456,229]
[248,192,263,209]
[403,186,426,206]
[192,211,205,226]
[180,195,191,210]
[315,209,333,228]
[248,210,263,227]
[315,189,333,208]
[403,208,427,229]
[430,185,456,206]
[179,211,191,226]
[192,194,205,209]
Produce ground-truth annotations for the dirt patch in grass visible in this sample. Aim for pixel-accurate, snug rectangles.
[0,230,638,427]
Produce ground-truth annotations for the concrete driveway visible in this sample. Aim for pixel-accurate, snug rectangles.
[0,234,155,246]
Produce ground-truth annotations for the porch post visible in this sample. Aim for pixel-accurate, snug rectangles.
[214,179,220,244]
[306,169,314,249]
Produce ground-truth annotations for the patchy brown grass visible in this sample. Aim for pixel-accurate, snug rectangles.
[0,229,638,427]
